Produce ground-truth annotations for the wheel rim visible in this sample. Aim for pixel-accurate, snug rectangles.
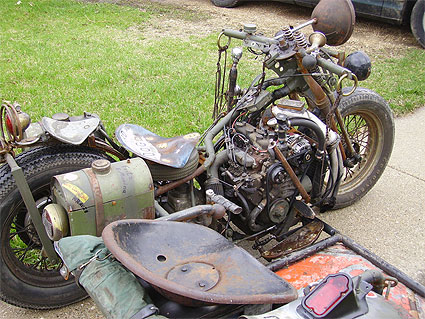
[337,109,384,194]
[1,184,69,288]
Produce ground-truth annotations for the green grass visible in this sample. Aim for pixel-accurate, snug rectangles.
[1,0,424,145]
[365,49,425,114]
[0,0,220,137]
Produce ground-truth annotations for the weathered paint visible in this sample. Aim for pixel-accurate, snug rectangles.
[52,157,155,236]
[275,244,425,317]
[115,124,200,169]
[41,116,100,145]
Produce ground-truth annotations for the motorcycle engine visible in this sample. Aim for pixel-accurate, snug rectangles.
[217,115,314,233]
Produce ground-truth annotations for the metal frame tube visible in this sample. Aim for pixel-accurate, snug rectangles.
[267,218,425,298]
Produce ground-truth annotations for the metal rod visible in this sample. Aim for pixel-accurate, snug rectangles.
[154,201,169,217]
[267,233,340,272]
[340,234,425,298]
[273,146,311,203]
[154,166,206,197]
[267,218,425,298]
[157,204,225,222]
[5,153,58,263]
[291,18,317,33]
[334,108,356,156]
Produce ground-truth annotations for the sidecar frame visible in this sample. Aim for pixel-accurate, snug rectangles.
[266,219,425,318]
[267,220,425,298]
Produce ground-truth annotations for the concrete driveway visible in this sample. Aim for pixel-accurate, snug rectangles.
[320,107,425,284]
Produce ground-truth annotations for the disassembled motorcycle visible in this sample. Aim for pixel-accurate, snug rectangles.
[1,0,423,318]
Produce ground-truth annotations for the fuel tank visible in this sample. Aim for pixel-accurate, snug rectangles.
[43,157,154,239]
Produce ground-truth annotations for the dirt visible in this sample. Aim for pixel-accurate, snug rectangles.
[140,0,420,59]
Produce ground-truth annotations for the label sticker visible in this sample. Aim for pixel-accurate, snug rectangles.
[63,183,89,203]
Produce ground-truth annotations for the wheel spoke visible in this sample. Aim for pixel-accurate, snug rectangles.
[339,113,373,182]
[10,223,32,237]
[31,258,43,270]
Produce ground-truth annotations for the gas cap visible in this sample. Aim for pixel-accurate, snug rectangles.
[92,159,111,175]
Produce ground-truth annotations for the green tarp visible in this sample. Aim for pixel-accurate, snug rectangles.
[57,235,167,319]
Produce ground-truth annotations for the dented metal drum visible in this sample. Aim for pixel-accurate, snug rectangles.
[44,157,154,238]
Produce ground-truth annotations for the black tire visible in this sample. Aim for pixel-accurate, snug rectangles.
[411,0,425,49]
[333,87,394,209]
[0,145,111,309]
[210,0,241,8]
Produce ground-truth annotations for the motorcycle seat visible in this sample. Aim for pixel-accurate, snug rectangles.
[115,124,200,169]
[102,219,298,307]
[42,117,100,145]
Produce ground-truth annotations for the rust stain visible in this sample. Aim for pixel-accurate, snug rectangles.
[275,244,425,315]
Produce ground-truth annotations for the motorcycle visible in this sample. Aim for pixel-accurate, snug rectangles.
[0,0,395,311]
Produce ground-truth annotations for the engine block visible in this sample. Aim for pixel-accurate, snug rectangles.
[219,119,313,232]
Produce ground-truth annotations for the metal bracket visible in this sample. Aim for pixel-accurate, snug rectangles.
[5,153,58,263]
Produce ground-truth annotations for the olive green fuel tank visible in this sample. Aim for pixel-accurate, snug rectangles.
[48,157,154,237]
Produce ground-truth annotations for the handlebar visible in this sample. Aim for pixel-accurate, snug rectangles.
[223,28,353,78]
[316,57,353,79]
[222,29,279,45]
[221,25,359,98]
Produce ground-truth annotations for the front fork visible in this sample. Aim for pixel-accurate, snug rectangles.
[4,153,58,263]
[328,90,361,168]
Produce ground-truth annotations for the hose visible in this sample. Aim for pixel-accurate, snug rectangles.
[209,150,230,178]
[203,108,238,169]
[289,117,325,153]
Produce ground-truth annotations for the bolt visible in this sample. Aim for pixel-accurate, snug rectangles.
[199,282,206,288]
[181,267,188,272]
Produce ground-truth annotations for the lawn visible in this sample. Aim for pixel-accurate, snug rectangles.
[1,0,424,139]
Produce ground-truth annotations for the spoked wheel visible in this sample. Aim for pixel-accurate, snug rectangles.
[0,146,111,309]
[333,88,394,209]
[3,187,63,286]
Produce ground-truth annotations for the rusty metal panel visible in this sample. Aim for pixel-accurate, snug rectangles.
[275,244,425,316]
[103,219,298,306]
[311,0,356,46]
[262,220,323,260]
